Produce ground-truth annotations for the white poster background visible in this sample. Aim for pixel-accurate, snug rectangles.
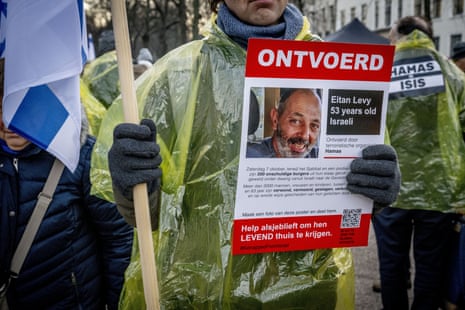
[235,77,390,220]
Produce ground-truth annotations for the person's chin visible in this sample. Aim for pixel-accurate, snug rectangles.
[249,8,281,25]
[290,152,308,158]
[5,135,30,150]
[288,144,308,155]
[286,149,309,158]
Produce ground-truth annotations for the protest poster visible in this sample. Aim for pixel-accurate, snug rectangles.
[233,38,395,255]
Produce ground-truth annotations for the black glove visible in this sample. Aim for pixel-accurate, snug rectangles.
[108,119,162,200]
[346,144,400,206]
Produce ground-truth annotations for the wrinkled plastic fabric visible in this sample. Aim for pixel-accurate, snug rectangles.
[81,50,120,108]
[387,31,465,214]
[91,19,354,309]
[80,78,107,136]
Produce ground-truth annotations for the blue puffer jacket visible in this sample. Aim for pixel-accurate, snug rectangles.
[0,135,133,309]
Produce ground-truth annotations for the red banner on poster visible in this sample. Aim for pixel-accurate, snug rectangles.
[246,38,394,81]
[233,39,394,255]
[233,213,372,255]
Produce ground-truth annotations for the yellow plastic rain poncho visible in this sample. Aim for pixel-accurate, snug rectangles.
[82,50,120,109]
[91,15,355,309]
[387,30,465,214]
[79,51,121,137]
[80,79,107,136]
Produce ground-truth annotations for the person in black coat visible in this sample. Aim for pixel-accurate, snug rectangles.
[0,58,133,310]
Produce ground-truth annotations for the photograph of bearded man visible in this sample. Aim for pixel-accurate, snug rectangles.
[247,88,321,158]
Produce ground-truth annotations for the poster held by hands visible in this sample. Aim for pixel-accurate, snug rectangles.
[234,39,395,255]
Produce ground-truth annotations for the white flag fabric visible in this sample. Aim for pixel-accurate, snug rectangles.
[2,0,87,171]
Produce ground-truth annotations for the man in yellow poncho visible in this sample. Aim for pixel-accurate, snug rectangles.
[372,16,465,310]
[91,0,401,308]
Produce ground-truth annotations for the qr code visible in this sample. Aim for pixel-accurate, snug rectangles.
[341,209,362,228]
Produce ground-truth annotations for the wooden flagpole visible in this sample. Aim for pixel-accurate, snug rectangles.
[110,1,160,309]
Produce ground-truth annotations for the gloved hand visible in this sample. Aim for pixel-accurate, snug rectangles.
[346,144,400,206]
[108,119,162,200]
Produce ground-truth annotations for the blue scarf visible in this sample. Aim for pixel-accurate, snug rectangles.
[216,3,304,49]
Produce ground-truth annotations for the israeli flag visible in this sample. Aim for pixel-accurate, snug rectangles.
[2,0,88,171]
